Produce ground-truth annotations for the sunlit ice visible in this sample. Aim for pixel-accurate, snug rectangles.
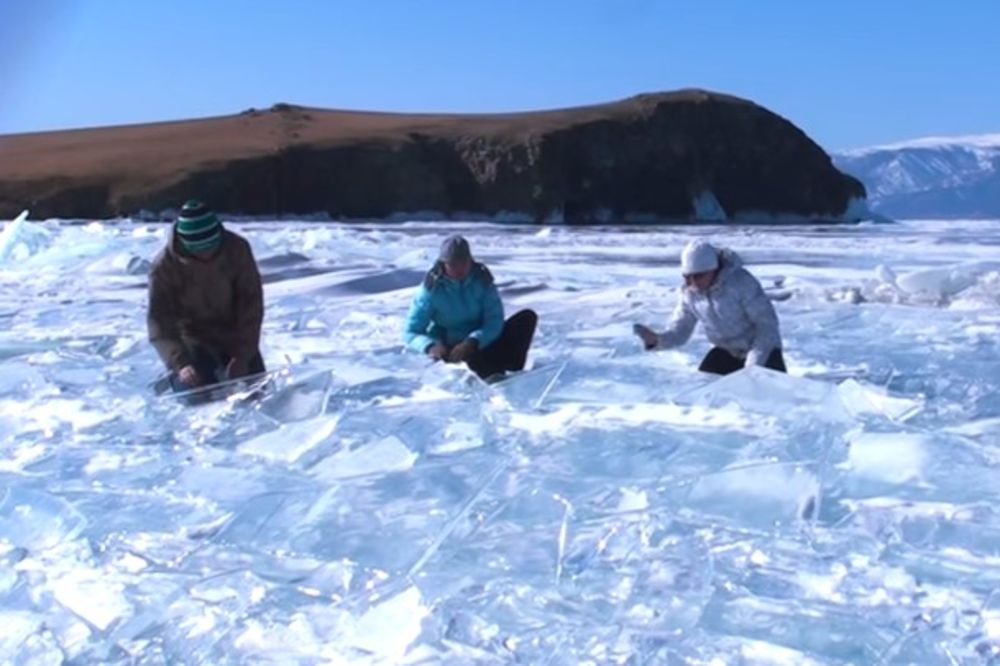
[2,216,1000,662]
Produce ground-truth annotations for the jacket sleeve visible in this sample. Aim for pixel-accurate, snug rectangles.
[147,266,190,370]
[467,282,504,348]
[404,286,437,353]
[232,239,264,360]
[741,272,782,366]
[656,291,697,349]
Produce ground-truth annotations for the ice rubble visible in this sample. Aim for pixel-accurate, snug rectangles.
[1,215,999,662]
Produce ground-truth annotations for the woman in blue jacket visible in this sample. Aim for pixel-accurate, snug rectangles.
[404,235,537,380]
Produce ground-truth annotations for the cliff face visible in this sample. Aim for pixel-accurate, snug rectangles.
[0,90,865,223]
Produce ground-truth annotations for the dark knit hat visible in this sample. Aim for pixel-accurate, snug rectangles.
[439,234,472,263]
[176,200,223,253]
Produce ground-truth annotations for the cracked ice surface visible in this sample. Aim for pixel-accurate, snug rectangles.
[2,217,1000,663]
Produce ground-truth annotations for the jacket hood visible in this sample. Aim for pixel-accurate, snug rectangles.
[424,261,494,289]
[714,248,743,282]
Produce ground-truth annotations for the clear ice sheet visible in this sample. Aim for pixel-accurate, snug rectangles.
[1,218,1000,663]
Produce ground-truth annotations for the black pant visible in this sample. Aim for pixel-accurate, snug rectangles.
[169,344,266,392]
[698,346,786,376]
[467,310,538,379]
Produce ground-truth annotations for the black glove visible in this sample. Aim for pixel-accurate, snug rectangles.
[633,323,659,351]
[448,338,479,363]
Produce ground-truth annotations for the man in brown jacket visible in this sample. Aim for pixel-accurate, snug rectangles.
[147,200,265,392]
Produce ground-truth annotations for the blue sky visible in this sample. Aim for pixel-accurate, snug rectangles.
[2,1,998,150]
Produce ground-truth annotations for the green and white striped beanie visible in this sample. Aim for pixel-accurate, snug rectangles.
[176,200,223,253]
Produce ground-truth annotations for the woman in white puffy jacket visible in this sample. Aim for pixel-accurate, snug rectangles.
[633,239,786,375]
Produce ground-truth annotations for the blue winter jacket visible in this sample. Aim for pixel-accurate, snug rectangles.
[404,262,504,353]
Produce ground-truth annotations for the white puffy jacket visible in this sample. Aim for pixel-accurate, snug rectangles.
[656,249,782,366]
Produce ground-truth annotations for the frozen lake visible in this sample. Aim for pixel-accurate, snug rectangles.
[2,217,1000,663]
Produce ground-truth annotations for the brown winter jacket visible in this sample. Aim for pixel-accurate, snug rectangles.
[147,227,264,371]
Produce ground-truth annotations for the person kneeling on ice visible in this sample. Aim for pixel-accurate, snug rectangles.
[147,200,265,392]
[404,234,537,381]
[633,239,786,375]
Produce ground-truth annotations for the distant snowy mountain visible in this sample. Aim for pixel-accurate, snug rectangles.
[834,133,1000,218]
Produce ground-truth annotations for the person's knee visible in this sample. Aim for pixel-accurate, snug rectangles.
[514,309,538,334]
[249,351,266,374]
[512,309,538,325]
[698,361,728,375]
[699,347,742,375]
[698,356,726,374]
[765,349,787,373]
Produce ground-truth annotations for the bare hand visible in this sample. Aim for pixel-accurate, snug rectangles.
[178,365,202,387]
[633,324,659,351]
[427,342,449,361]
[448,338,479,363]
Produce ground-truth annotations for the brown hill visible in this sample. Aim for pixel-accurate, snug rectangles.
[0,90,865,223]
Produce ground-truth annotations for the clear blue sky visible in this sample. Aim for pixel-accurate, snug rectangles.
[2,1,998,150]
